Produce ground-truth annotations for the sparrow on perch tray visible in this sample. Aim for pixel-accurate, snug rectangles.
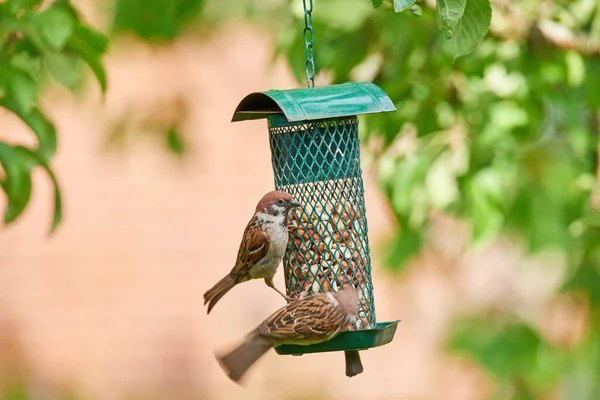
[216,287,360,383]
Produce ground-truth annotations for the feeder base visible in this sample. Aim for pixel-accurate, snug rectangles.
[274,320,400,356]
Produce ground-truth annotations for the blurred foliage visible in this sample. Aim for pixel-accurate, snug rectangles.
[0,0,108,232]
[112,0,205,41]
[449,316,568,399]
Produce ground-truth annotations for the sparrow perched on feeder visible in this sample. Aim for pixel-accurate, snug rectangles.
[216,287,359,383]
[203,190,302,314]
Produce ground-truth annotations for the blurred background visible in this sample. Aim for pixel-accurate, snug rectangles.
[1,0,599,399]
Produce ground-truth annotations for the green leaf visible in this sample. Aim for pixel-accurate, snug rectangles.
[510,190,569,253]
[65,25,108,93]
[314,0,373,32]
[16,146,63,233]
[409,4,423,16]
[560,335,600,399]
[319,29,369,81]
[449,319,548,380]
[371,0,383,8]
[36,6,74,49]
[70,24,109,54]
[0,99,57,163]
[166,127,186,156]
[451,0,492,59]
[467,168,509,245]
[585,57,600,107]
[9,52,43,79]
[22,108,57,163]
[112,0,205,41]
[449,317,567,392]
[0,15,12,44]
[394,0,416,13]
[436,0,466,31]
[565,51,585,87]
[49,166,62,232]
[46,52,85,91]
[389,154,432,215]
[2,65,37,114]
[562,240,600,305]
[278,29,310,85]
[425,152,459,209]
[5,0,43,15]
[52,0,83,20]
[384,225,423,271]
[0,142,33,224]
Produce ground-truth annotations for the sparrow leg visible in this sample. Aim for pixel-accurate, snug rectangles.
[264,277,293,303]
[287,288,310,302]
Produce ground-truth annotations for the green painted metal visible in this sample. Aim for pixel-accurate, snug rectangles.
[231,82,396,123]
[302,0,315,88]
[274,321,400,355]
[268,114,362,185]
[270,115,376,332]
[232,82,398,355]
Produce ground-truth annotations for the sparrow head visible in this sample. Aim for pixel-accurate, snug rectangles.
[255,190,303,216]
[331,287,359,321]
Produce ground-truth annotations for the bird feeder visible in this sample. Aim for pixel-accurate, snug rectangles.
[231,82,399,356]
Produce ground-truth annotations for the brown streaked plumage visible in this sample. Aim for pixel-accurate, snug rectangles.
[216,288,359,383]
[203,191,302,314]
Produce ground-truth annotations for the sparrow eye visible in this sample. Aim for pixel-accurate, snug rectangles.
[278,199,285,205]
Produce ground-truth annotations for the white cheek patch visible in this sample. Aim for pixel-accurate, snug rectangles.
[257,213,281,224]
[271,205,287,215]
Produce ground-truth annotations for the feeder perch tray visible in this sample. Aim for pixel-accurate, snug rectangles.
[232,82,398,356]
[275,320,400,356]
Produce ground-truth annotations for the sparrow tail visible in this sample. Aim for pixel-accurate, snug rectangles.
[345,350,364,377]
[204,273,237,314]
[217,334,272,383]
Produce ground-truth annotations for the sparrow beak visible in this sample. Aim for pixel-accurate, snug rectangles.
[289,199,303,208]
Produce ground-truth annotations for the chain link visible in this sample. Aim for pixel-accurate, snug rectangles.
[303,0,315,88]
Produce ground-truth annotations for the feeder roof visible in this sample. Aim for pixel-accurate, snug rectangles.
[231,81,396,123]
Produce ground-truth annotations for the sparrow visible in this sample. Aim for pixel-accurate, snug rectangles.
[293,284,364,378]
[216,287,359,383]
[203,190,302,314]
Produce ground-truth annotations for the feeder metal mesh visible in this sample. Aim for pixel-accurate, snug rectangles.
[268,114,376,330]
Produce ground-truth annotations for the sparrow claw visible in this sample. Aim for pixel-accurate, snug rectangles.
[265,278,292,303]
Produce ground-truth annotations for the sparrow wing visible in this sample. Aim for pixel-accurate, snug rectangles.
[257,294,346,342]
[232,217,269,277]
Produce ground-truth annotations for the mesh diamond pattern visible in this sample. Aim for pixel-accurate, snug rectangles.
[268,116,376,330]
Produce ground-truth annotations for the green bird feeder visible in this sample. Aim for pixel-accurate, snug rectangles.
[231,81,400,356]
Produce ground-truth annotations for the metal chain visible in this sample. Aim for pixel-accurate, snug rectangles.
[303,0,315,88]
